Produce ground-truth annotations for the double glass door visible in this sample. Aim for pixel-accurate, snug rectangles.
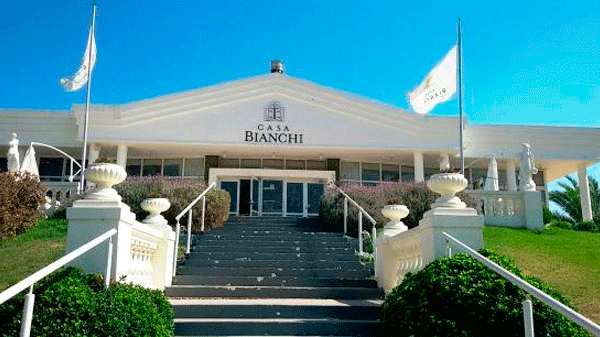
[221,179,324,217]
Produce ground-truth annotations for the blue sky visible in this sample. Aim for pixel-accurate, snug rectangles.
[1,0,599,192]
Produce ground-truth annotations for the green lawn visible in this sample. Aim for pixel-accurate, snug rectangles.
[0,218,68,291]
[485,226,600,324]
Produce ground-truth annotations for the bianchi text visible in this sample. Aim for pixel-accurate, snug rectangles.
[244,124,304,144]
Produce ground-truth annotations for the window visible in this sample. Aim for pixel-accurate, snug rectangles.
[39,157,64,181]
[286,160,305,170]
[184,158,204,177]
[221,158,240,168]
[306,160,327,171]
[263,159,284,169]
[382,164,400,182]
[340,161,360,182]
[241,159,261,169]
[401,166,414,182]
[164,159,181,177]
[142,159,161,176]
[126,159,141,176]
[362,162,380,183]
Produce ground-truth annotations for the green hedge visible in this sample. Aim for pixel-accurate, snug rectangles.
[319,182,473,237]
[114,176,230,231]
[0,267,174,337]
[381,250,590,337]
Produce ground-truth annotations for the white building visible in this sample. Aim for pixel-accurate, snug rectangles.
[1,62,599,217]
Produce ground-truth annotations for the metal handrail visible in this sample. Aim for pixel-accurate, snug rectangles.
[30,142,84,191]
[0,228,117,337]
[329,184,377,255]
[172,182,217,277]
[443,232,600,337]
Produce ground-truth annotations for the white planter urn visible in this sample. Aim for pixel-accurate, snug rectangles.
[427,173,468,208]
[381,205,409,233]
[141,198,171,226]
[84,163,127,201]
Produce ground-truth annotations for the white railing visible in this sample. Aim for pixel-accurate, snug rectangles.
[172,182,217,276]
[128,237,158,289]
[330,184,377,255]
[469,190,524,227]
[0,228,117,337]
[391,227,425,281]
[443,232,600,337]
[30,142,83,189]
[44,182,80,213]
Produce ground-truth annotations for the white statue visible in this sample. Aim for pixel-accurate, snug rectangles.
[439,154,450,172]
[7,133,20,172]
[518,143,538,191]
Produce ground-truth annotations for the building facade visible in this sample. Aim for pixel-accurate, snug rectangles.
[2,64,599,216]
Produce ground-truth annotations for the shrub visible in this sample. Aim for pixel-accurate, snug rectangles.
[114,176,230,231]
[574,221,599,233]
[319,182,473,236]
[0,267,174,337]
[381,250,589,337]
[0,171,46,238]
[543,205,554,224]
[550,219,575,230]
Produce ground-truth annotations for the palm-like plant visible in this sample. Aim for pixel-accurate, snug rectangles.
[549,175,600,223]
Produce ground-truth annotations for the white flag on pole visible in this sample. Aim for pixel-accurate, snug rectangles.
[60,27,96,92]
[408,45,457,115]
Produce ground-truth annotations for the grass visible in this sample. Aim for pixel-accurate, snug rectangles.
[484,226,600,324]
[0,218,68,291]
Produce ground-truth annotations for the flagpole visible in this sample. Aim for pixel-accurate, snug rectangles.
[80,3,97,192]
[457,18,465,175]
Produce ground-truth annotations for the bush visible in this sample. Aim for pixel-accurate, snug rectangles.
[543,205,554,224]
[550,219,575,230]
[115,176,230,231]
[0,171,46,238]
[0,267,174,337]
[381,250,589,337]
[319,182,474,236]
[574,221,600,233]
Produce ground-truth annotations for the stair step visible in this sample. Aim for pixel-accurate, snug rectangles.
[166,285,383,299]
[183,260,367,269]
[191,246,355,254]
[176,266,373,278]
[173,275,378,287]
[199,235,349,242]
[171,299,381,319]
[196,240,354,248]
[186,252,358,261]
[174,318,379,336]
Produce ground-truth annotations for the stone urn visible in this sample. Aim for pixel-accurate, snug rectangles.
[84,163,127,201]
[141,198,171,226]
[426,173,468,208]
[381,205,409,233]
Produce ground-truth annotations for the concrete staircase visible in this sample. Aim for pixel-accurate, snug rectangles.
[166,216,383,337]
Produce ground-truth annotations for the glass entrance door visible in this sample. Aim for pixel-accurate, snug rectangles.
[221,181,239,214]
[307,183,324,215]
[250,177,260,216]
[262,180,283,214]
[286,182,304,215]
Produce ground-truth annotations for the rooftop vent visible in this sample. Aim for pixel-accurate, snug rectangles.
[270,60,284,74]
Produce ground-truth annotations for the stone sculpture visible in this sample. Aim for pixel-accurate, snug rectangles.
[7,133,20,172]
[518,143,538,191]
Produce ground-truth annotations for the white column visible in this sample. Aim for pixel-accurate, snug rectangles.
[578,163,593,222]
[88,144,101,164]
[414,152,424,182]
[506,160,517,192]
[117,144,128,169]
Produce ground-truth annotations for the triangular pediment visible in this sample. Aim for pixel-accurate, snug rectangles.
[81,74,460,151]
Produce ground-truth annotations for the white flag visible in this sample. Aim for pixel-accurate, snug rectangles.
[60,27,96,92]
[408,45,457,115]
